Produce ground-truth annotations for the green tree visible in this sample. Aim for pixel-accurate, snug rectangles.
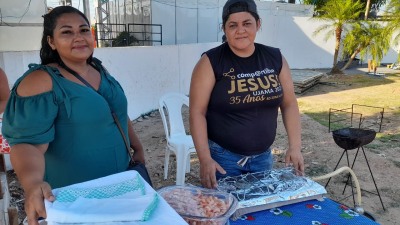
[364,0,372,19]
[303,0,386,18]
[112,31,139,47]
[340,21,391,71]
[371,0,387,9]
[303,0,327,13]
[312,0,364,73]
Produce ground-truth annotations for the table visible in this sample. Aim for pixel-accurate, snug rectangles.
[230,198,379,225]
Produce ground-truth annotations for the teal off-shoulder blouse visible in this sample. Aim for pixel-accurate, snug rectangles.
[1,58,130,188]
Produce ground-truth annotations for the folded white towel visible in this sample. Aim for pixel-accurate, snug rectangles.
[45,171,159,223]
[46,193,158,223]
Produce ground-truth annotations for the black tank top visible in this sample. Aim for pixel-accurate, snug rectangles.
[205,43,283,155]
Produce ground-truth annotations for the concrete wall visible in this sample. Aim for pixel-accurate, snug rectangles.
[151,0,315,45]
[0,0,44,51]
[0,43,219,119]
[2,0,398,65]
[1,40,399,119]
[0,26,43,52]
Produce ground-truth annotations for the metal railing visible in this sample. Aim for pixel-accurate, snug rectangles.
[127,23,162,46]
[95,23,162,47]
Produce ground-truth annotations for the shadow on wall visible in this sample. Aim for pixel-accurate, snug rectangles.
[257,15,333,69]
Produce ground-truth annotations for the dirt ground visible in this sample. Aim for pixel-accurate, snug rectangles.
[137,107,399,224]
[6,70,400,224]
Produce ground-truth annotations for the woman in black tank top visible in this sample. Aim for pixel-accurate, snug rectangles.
[189,0,304,189]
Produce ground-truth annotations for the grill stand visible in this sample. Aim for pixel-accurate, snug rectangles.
[325,146,385,211]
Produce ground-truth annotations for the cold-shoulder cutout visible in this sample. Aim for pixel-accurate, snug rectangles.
[17,69,53,97]
[1,58,131,188]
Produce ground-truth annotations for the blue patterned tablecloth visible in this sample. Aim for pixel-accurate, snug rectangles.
[230,198,380,225]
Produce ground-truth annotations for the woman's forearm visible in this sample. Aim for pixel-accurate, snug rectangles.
[189,55,215,163]
[281,102,302,150]
[10,143,47,190]
[189,112,212,163]
[127,119,143,152]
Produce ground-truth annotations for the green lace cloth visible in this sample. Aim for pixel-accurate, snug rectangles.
[45,172,159,223]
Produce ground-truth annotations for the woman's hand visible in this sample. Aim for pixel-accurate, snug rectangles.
[285,147,304,176]
[132,148,145,164]
[127,118,145,164]
[9,143,49,224]
[24,181,55,225]
[279,55,304,176]
[199,157,226,189]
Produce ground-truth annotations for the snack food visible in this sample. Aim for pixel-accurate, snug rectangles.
[158,185,238,225]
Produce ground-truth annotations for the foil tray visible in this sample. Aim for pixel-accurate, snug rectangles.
[217,167,327,220]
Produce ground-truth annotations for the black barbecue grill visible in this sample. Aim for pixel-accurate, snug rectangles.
[326,104,385,211]
[332,128,376,150]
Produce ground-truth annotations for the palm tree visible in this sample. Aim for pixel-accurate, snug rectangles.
[304,0,387,18]
[312,0,364,74]
[340,21,392,71]
[364,0,372,20]
[364,0,387,19]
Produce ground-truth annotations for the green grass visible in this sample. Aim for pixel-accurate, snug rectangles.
[297,73,400,141]
[390,159,400,169]
[376,133,400,142]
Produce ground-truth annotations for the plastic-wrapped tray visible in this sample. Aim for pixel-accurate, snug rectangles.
[217,167,327,220]
[158,185,238,225]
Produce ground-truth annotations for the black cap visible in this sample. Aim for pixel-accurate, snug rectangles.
[222,0,258,19]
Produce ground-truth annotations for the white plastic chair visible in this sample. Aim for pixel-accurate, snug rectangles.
[159,93,196,185]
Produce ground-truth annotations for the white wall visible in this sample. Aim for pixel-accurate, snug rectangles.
[0,43,219,119]
[151,0,221,45]
[0,51,40,85]
[0,26,43,52]
[150,0,398,67]
[261,16,335,69]
[0,0,45,51]
[0,0,45,23]
[1,0,398,64]
[151,0,315,45]
[1,39,399,120]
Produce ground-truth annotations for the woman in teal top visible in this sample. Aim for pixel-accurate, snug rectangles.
[1,6,145,224]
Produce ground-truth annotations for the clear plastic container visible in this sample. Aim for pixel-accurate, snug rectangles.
[158,185,238,225]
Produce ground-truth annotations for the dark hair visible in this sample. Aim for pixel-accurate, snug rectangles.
[40,6,92,65]
[222,2,260,30]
